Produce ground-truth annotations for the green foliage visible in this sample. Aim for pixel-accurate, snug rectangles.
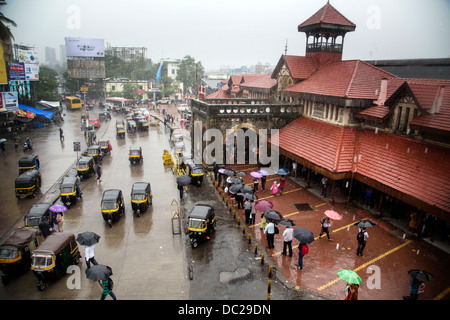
[176,55,204,94]
[35,66,59,100]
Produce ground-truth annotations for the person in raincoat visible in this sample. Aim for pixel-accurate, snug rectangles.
[260,214,267,230]
[270,181,279,196]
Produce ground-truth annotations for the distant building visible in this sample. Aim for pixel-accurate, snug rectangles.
[160,58,180,80]
[45,47,56,65]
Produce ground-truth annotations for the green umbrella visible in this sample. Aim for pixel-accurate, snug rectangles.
[337,269,361,284]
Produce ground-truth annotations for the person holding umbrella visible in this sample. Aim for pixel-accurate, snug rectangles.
[403,270,433,300]
[264,220,276,249]
[319,217,333,241]
[293,227,314,270]
[356,227,369,256]
[85,265,116,300]
[282,226,294,257]
[337,269,361,300]
[77,232,101,269]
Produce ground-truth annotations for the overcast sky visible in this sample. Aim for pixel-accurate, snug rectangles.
[3,0,450,71]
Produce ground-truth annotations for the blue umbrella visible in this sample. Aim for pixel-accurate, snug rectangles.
[258,169,270,176]
[275,168,290,175]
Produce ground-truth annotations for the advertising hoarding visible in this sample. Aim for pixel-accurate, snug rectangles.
[17,49,40,64]
[24,63,39,81]
[65,37,105,57]
[8,62,25,81]
[0,91,19,112]
[67,59,105,79]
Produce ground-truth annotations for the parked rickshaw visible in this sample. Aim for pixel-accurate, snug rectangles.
[98,111,110,121]
[76,156,95,180]
[131,182,152,217]
[116,119,124,126]
[187,204,216,248]
[86,144,103,163]
[137,119,149,131]
[186,160,204,186]
[101,189,125,227]
[129,146,143,165]
[24,203,52,228]
[116,124,125,138]
[173,142,186,159]
[99,140,111,155]
[15,170,41,199]
[0,227,42,284]
[31,232,81,291]
[170,133,183,144]
[59,176,79,208]
[18,154,40,174]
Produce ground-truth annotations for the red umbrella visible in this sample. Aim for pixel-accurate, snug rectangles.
[254,200,273,212]
[324,210,342,220]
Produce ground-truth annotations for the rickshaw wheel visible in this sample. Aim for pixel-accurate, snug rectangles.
[136,209,141,217]
[108,220,112,228]
[36,280,46,291]
[191,240,198,248]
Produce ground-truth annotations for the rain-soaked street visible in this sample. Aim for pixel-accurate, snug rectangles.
[1,104,449,301]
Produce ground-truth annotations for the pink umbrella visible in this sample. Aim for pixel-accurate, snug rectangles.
[250,171,262,178]
[324,210,342,220]
[254,200,274,212]
[218,168,226,174]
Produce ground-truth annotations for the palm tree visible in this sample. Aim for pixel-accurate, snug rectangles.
[0,9,17,41]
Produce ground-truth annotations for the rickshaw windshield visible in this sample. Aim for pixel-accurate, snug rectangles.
[32,254,54,268]
[77,163,88,169]
[0,246,19,260]
[130,150,140,156]
[61,186,74,194]
[132,193,146,200]
[102,201,117,210]
[192,168,203,175]
[188,218,205,229]
[25,217,40,227]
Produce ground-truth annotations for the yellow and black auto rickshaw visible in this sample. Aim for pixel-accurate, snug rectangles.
[131,182,152,217]
[99,140,111,156]
[127,120,136,134]
[76,156,95,180]
[187,204,216,248]
[137,119,149,131]
[186,160,204,186]
[101,189,125,227]
[15,170,41,199]
[59,176,79,208]
[86,144,103,163]
[129,146,143,165]
[116,124,125,138]
[18,154,40,174]
[24,203,52,229]
[31,232,81,291]
[0,227,42,284]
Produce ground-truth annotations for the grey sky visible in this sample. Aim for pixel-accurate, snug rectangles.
[3,0,450,71]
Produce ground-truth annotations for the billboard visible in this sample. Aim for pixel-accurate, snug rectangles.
[0,91,19,112]
[24,63,39,81]
[8,62,25,81]
[65,37,105,57]
[67,59,105,79]
[17,49,40,64]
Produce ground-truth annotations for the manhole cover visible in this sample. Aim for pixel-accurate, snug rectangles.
[293,203,316,211]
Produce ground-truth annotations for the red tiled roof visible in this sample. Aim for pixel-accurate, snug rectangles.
[205,88,231,99]
[270,117,357,173]
[355,129,450,216]
[240,73,277,90]
[356,105,390,122]
[272,55,319,81]
[284,60,398,100]
[270,117,450,216]
[298,2,356,29]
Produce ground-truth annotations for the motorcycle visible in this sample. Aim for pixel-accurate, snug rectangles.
[23,140,33,151]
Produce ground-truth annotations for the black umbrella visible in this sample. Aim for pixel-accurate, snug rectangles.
[240,185,254,193]
[354,220,376,228]
[223,169,236,176]
[229,183,244,194]
[229,177,243,184]
[76,232,101,246]
[293,227,314,244]
[85,265,113,281]
[279,219,296,227]
[264,209,283,221]
[177,175,191,186]
[408,270,434,281]
[235,171,247,177]
[243,193,258,201]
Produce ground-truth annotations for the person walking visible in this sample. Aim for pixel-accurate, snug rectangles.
[356,227,369,256]
[264,220,275,249]
[321,177,328,197]
[345,283,359,300]
[282,226,293,257]
[14,137,19,151]
[0,141,5,155]
[99,277,117,300]
[270,181,279,196]
[244,198,252,225]
[279,176,285,195]
[319,217,333,241]
[56,212,64,232]
[253,177,259,192]
[50,211,59,232]
[250,200,256,225]
[297,242,308,270]
[403,277,423,300]
[59,127,64,141]
[292,161,298,178]
[261,175,266,191]
[96,164,102,183]
[235,191,244,209]
[85,244,98,269]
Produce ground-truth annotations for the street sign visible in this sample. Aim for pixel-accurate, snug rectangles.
[80,87,89,92]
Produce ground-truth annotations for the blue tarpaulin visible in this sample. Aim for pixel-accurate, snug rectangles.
[19,104,53,120]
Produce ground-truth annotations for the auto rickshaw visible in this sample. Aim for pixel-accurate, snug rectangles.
[99,140,111,155]
[18,154,40,174]
[101,189,125,227]
[137,119,149,131]
[187,204,216,248]
[127,120,137,134]
[186,160,204,186]
[31,232,81,291]
[15,170,41,199]
[131,182,152,217]
[162,150,173,165]
[59,176,79,208]
[173,142,186,159]
[24,203,52,228]
[86,144,103,163]
[0,227,42,284]
[76,156,95,180]
[170,133,183,144]
[116,119,124,126]
[129,146,143,165]
[116,124,125,138]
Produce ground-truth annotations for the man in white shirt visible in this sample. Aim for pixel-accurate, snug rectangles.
[282,226,294,257]
[85,245,98,268]
[264,221,275,249]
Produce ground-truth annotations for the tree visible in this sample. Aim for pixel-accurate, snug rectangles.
[176,55,204,95]
[35,66,59,100]
[160,76,175,97]
[122,82,139,99]
[0,7,16,41]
